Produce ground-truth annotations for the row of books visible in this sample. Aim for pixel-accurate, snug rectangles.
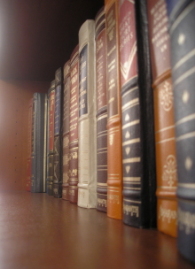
[26,0,195,264]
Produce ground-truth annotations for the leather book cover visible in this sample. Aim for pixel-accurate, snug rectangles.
[69,45,79,204]
[78,20,97,208]
[147,0,177,237]
[166,0,195,263]
[104,0,123,219]
[119,0,156,227]
[95,7,108,213]
[53,67,63,198]
[31,93,47,193]
[26,98,33,192]
[46,80,55,195]
[62,60,71,200]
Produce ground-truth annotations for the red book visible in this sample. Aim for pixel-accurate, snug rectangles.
[62,60,71,200]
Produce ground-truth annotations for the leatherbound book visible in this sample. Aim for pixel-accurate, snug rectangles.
[69,45,79,204]
[62,60,71,200]
[31,93,47,193]
[147,0,177,237]
[46,80,55,195]
[95,7,108,212]
[104,0,123,219]
[166,0,195,263]
[26,98,33,192]
[119,0,156,227]
[53,67,63,198]
[78,20,97,208]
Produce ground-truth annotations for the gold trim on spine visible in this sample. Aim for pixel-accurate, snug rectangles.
[176,113,195,126]
[173,48,195,71]
[122,119,140,130]
[122,138,140,146]
[171,2,195,33]
[122,98,139,111]
[123,177,141,182]
[122,85,138,98]
[123,157,141,163]
[178,183,195,188]
[97,114,107,121]
[123,199,141,204]
[176,131,195,141]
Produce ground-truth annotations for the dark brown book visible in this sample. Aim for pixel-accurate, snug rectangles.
[53,68,63,198]
[105,0,123,219]
[95,7,108,212]
[147,0,177,237]
[62,60,71,200]
[69,45,79,204]
[46,81,55,195]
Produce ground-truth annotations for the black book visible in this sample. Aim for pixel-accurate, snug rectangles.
[166,0,195,263]
[31,92,47,193]
[53,67,64,198]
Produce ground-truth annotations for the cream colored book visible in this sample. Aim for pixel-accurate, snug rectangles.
[78,20,97,208]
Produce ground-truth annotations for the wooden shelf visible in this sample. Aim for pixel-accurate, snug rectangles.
[0,191,194,269]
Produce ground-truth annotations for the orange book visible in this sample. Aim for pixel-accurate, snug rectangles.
[105,0,123,219]
[147,0,177,237]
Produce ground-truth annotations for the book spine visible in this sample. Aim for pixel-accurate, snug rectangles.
[31,93,47,193]
[62,60,71,200]
[69,46,79,204]
[26,98,33,192]
[95,7,108,213]
[147,0,177,237]
[46,81,55,195]
[166,0,195,263]
[119,0,156,227]
[78,20,97,208]
[105,0,122,219]
[53,68,63,198]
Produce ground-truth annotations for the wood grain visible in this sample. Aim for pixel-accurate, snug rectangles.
[0,191,194,269]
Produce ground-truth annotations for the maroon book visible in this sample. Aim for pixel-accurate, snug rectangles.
[69,45,79,203]
[62,60,71,200]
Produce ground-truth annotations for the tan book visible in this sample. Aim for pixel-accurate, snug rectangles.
[78,20,97,208]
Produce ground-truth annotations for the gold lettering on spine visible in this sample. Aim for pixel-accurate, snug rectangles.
[150,0,169,53]
[159,206,177,223]
[123,204,139,217]
[97,198,107,207]
[178,208,195,235]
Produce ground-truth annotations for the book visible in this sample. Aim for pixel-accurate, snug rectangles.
[31,92,47,193]
[104,0,123,219]
[69,45,79,204]
[78,20,97,208]
[26,98,33,192]
[95,7,108,212]
[62,61,71,200]
[118,0,156,227]
[166,0,195,263]
[53,68,63,198]
[46,80,55,195]
[147,0,177,237]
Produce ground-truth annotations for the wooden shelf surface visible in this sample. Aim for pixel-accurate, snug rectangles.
[0,191,194,269]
